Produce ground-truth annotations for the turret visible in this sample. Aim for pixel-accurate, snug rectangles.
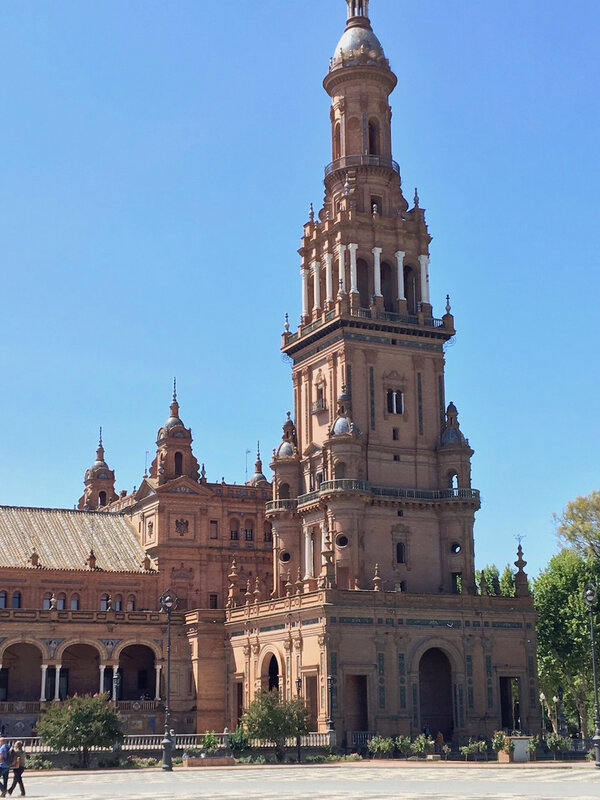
[148,380,200,485]
[78,428,118,510]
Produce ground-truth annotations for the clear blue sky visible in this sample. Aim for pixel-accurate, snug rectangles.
[1,1,598,580]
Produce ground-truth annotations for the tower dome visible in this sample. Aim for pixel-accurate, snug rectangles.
[78,428,118,510]
[331,8,388,71]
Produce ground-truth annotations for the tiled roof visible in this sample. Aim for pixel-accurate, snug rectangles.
[0,506,145,572]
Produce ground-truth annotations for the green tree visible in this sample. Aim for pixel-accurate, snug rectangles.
[534,549,599,736]
[499,564,515,597]
[476,564,501,595]
[555,490,600,560]
[241,690,309,762]
[36,693,123,767]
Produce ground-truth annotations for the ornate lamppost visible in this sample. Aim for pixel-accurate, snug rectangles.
[539,692,546,737]
[295,677,302,764]
[557,685,565,738]
[326,675,335,732]
[552,694,559,733]
[112,669,120,708]
[583,584,600,768]
[159,589,178,771]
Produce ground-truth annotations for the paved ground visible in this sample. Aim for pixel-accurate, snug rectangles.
[12,763,599,800]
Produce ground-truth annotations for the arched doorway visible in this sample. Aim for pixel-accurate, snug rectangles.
[419,648,453,740]
[118,644,156,700]
[61,643,100,697]
[267,654,279,692]
[1,643,42,700]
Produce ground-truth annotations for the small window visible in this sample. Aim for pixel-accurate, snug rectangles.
[70,594,80,611]
[230,529,239,541]
[113,594,123,611]
[387,390,403,415]
[126,595,136,611]
[0,592,6,609]
[452,572,463,594]
[392,428,399,441]
[393,454,400,462]
[100,594,110,611]
[98,490,107,507]
[230,520,239,541]
[264,524,273,543]
[280,552,291,563]
[209,520,218,540]
[451,542,462,554]
[244,529,253,542]
[370,195,382,213]
[11,591,21,609]
[336,534,349,548]
[42,593,52,610]
[397,510,404,517]
[56,593,66,610]
[174,451,183,476]
[209,594,218,609]
[396,543,406,564]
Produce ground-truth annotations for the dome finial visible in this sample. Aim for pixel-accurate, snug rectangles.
[98,426,103,448]
[172,376,177,403]
[346,0,370,22]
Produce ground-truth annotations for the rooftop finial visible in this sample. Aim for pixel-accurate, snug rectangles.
[172,377,177,403]
[346,0,370,21]
[445,294,451,314]
[98,426,103,448]
[308,202,314,223]
[257,441,261,460]
[414,187,420,208]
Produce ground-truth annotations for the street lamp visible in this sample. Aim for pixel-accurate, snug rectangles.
[583,584,600,768]
[539,692,546,737]
[326,675,336,732]
[557,685,565,738]
[159,589,178,772]
[295,677,302,764]
[112,669,120,708]
[552,695,559,734]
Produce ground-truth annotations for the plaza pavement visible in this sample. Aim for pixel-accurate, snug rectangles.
[14,762,599,800]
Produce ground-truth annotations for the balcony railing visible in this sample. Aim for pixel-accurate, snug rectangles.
[325,154,400,177]
[265,499,298,513]
[297,481,480,506]
[311,398,328,414]
[350,308,444,328]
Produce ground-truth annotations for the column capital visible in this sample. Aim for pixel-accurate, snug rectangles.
[372,246,383,255]
[395,250,406,260]
[347,242,359,253]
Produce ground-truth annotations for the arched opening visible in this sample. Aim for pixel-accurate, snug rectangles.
[267,654,279,692]
[396,542,405,564]
[419,648,453,740]
[335,462,346,479]
[368,119,380,155]
[230,519,240,541]
[61,643,101,697]
[448,471,459,490]
[42,592,52,610]
[357,258,370,308]
[70,594,80,610]
[174,452,183,477]
[118,644,156,701]
[279,483,290,500]
[404,266,417,314]
[100,593,110,611]
[98,490,107,507]
[1,643,43,701]
[56,592,66,610]
[381,261,395,311]
[11,592,21,609]
[264,522,273,542]
[333,121,341,160]
[113,594,123,612]
[244,519,254,542]
[126,594,136,611]
[0,592,6,609]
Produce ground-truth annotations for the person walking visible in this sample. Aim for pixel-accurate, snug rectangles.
[0,738,10,798]
[7,741,25,797]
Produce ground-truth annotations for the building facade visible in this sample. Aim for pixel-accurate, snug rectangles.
[0,0,538,746]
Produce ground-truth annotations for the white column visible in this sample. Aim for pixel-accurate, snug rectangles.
[324,252,333,305]
[301,267,309,318]
[53,665,61,700]
[337,244,346,293]
[155,664,162,701]
[395,250,406,301]
[312,260,321,311]
[348,243,358,294]
[372,246,382,297]
[419,254,430,305]
[40,664,47,702]
[99,664,106,695]
[304,528,313,578]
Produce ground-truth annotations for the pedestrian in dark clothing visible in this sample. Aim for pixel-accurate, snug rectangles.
[7,741,25,796]
[0,738,10,797]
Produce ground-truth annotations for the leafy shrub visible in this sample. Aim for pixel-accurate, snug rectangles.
[341,753,362,761]
[546,733,569,760]
[528,735,540,754]
[442,744,451,760]
[228,725,249,756]
[235,754,266,764]
[410,734,434,757]
[395,735,412,757]
[202,730,221,755]
[26,754,53,771]
[367,735,395,757]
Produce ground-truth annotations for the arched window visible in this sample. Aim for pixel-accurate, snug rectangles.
[42,593,52,610]
[100,594,110,611]
[396,542,406,564]
[381,261,394,312]
[357,258,370,308]
[264,523,273,543]
[113,594,123,612]
[174,452,183,477]
[11,591,21,609]
[126,595,136,612]
[0,591,6,609]
[333,121,341,160]
[448,471,459,490]
[70,594,80,611]
[368,119,380,155]
[244,520,254,542]
[56,593,66,610]
[230,519,239,541]
[268,654,279,692]
[98,490,107,507]
[279,483,290,500]
[404,266,417,314]
[335,462,346,480]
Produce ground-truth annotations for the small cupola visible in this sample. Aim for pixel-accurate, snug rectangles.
[330,385,360,437]
[77,428,118,510]
[149,380,200,485]
[247,443,269,487]
[440,402,467,447]
[274,412,298,459]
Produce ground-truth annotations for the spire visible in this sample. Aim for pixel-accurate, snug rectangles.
[247,441,269,486]
[346,0,370,22]
[170,377,179,419]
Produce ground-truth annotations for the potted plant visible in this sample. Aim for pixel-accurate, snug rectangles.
[528,735,540,761]
[492,731,515,763]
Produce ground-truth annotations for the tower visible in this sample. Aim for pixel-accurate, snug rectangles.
[269,0,479,597]
[228,1,537,744]
[78,429,118,510]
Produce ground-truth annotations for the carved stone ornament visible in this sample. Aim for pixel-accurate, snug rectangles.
[175,518,189,535]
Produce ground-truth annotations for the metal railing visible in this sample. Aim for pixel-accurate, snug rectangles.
[325,154,400,177]
[350,308,444,328]
[265,499,298,513]
[298,481,480,506]
[0,701,40,714]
